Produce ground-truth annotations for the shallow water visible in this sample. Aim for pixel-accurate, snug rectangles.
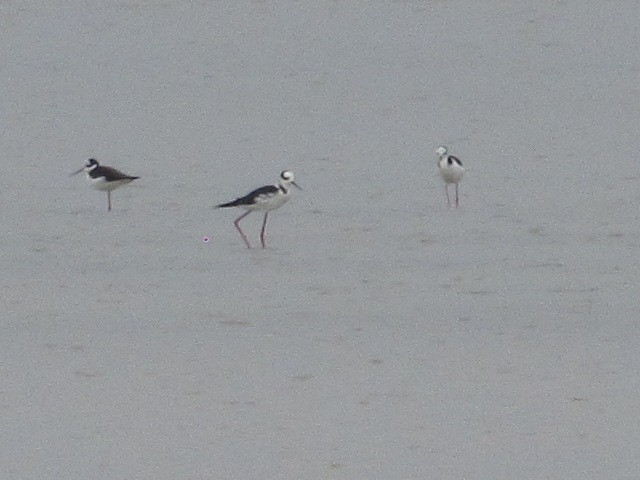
[1,1,639,478]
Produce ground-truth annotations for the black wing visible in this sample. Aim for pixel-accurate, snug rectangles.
[448,155,463,167]
[217,184,280,208]
[91,165,139,181]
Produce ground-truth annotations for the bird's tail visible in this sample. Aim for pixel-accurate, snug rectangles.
[216,199,241,208]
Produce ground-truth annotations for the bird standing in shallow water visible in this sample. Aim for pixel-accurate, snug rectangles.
[436,146,464,207]
[72,158,139,211]
[216,171,302,249]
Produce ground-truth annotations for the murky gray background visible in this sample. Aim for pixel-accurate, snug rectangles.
[2,1,639,478]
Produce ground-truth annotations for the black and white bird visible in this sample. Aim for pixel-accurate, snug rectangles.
[216,171,302,249]
[71,158,139,211]
[436,146,464,207]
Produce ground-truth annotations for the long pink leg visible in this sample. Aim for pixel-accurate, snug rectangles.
[444,184,450,207]
[260,212,269,249]
[455,183,459,207]
[234,211,252,248]
[108,191,112,211]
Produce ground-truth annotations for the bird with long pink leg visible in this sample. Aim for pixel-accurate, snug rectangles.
[436,146,464,207]
[216,171,302,249]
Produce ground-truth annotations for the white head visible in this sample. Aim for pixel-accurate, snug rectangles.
[435,146,448,157]
[279,170,302,190]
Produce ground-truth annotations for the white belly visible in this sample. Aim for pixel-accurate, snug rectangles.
[245,192,290,211]
[439,164,464,184]
[89,177,134,192]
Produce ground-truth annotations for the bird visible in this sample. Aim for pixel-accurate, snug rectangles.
[436,146,464,207]
[216,171,302,249]
[71,158,139,211]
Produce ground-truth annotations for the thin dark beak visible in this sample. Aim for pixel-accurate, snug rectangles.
[292,181,302,190]
[70,167,84,176]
